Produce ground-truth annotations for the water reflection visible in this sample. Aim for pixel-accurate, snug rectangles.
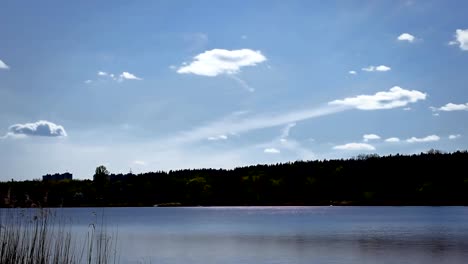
[4,206,467,264]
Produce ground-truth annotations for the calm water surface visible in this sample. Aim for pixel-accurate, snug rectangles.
[26,207,468,263]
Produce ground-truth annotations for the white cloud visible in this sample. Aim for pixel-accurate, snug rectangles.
[363,134,380,142]
[4,120,67,138]
[333,143,375,151]
[264,148,280,154]
[397,33,416,42]
[84,80,92,84]
[95,71,142,82]
[406,135,440,143]
[362,65,391,72]
[435,103,468,111]
[403,107,411,111]
[133,160,146,166]
[375,65,391,71]
[385,137,400,143]
[207,135,228,141]
[0,59,9,70]
[349,70,357,75]
[120,71,142,81]
[449,134,461,140]
[449,29,468,51]
[177,49,266,77]
[329,86,426,110]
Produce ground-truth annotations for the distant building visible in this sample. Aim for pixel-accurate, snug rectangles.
[42,172,73,181]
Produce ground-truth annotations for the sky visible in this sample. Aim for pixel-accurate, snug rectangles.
[1,0,468,180]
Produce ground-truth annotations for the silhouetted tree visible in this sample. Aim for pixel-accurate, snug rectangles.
[1,151,468,207]
[93,165,110,201]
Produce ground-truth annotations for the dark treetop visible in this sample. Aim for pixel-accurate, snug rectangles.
[1,150,468,207]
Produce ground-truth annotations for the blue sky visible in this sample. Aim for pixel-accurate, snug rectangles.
[1,0,468,180]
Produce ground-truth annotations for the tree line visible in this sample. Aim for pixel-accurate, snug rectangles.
[1,150,468,207]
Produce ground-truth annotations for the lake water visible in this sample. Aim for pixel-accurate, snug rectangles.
[13,207,468,263]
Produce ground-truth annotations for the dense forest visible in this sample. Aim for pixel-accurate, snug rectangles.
[1,150,468,207]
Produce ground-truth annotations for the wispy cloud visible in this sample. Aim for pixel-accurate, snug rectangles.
[449,134,461,140]
[177,49,266,76]
[406,135,440,143]
[348,70,357,75]
[260,123,314,160]
[333,143,375,151]
[329,86,426,110]
[362,65,391,72]
[363,134,380,142]
[168,87,426,145]
[0,59,9,70]
[171,106,345,145]
[264,148,280,154]
[207,134,228,141]
[385,137,400,143]
[182,32,208,51]
[133,160,147,166]
[449,29,468,51]
[227,75,255,92]
[280,123,296,139]
[397,33,416,43]
[433,102,468,112]
[94,71,142,82]
[2,120,67,138]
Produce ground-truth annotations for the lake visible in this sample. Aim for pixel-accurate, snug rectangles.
[12,206,468,264]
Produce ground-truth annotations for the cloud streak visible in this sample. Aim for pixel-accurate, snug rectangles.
[207,135,228,141]
[333,143,376,151]
[264,148,280,154]
[227,75,255,92]
[0,59,9,70]
[385,137,400,143]
[406,135,440,143]
[168,87,426,145]
[363,134,380,142]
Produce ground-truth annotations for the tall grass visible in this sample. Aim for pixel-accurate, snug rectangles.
[0,209,118,264]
